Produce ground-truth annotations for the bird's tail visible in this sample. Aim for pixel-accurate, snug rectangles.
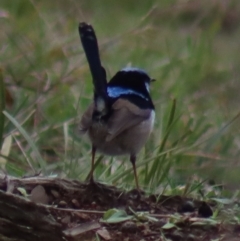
[78,22,108,114]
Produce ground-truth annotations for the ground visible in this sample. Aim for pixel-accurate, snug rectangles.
[0,175,239,241]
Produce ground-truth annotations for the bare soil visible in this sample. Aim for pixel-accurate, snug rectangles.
[0,175,239,241]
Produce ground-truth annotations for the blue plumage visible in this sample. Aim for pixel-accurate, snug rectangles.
[107,86,149,100]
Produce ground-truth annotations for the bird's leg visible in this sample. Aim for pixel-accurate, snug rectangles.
[130,155,140,191]
[87,145,112,193]
[89,145,96,183]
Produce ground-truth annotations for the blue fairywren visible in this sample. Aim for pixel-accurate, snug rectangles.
[78,22,155,190]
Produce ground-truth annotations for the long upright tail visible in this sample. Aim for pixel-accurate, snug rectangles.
[78,22,108,114]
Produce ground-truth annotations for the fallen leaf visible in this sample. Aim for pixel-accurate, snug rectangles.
[61,215,71,224]
[17,187,28,197]
[161,222,177,230]
[101,209,132,224]
[30,185,49,204]
[211,198,234,205]
[97,228,111,240]
[63,221,101,237]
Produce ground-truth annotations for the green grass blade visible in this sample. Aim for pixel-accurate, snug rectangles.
[3,110,46,171]
[158,98,177,154]
[85,155,104,181]
[109,147,179,184]
[0,69,5,148]
[146,99,177,185]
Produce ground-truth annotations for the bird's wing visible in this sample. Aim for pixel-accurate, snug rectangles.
[79,103,94,134]
[106,99,152,141]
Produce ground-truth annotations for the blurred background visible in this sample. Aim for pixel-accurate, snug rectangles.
[1,0,240,194]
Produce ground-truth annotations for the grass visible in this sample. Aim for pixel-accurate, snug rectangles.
[1,0,240,195]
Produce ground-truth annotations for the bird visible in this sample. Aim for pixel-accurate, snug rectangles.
[78,22,155,190]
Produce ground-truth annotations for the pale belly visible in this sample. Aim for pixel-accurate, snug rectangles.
[88,111,155,156]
